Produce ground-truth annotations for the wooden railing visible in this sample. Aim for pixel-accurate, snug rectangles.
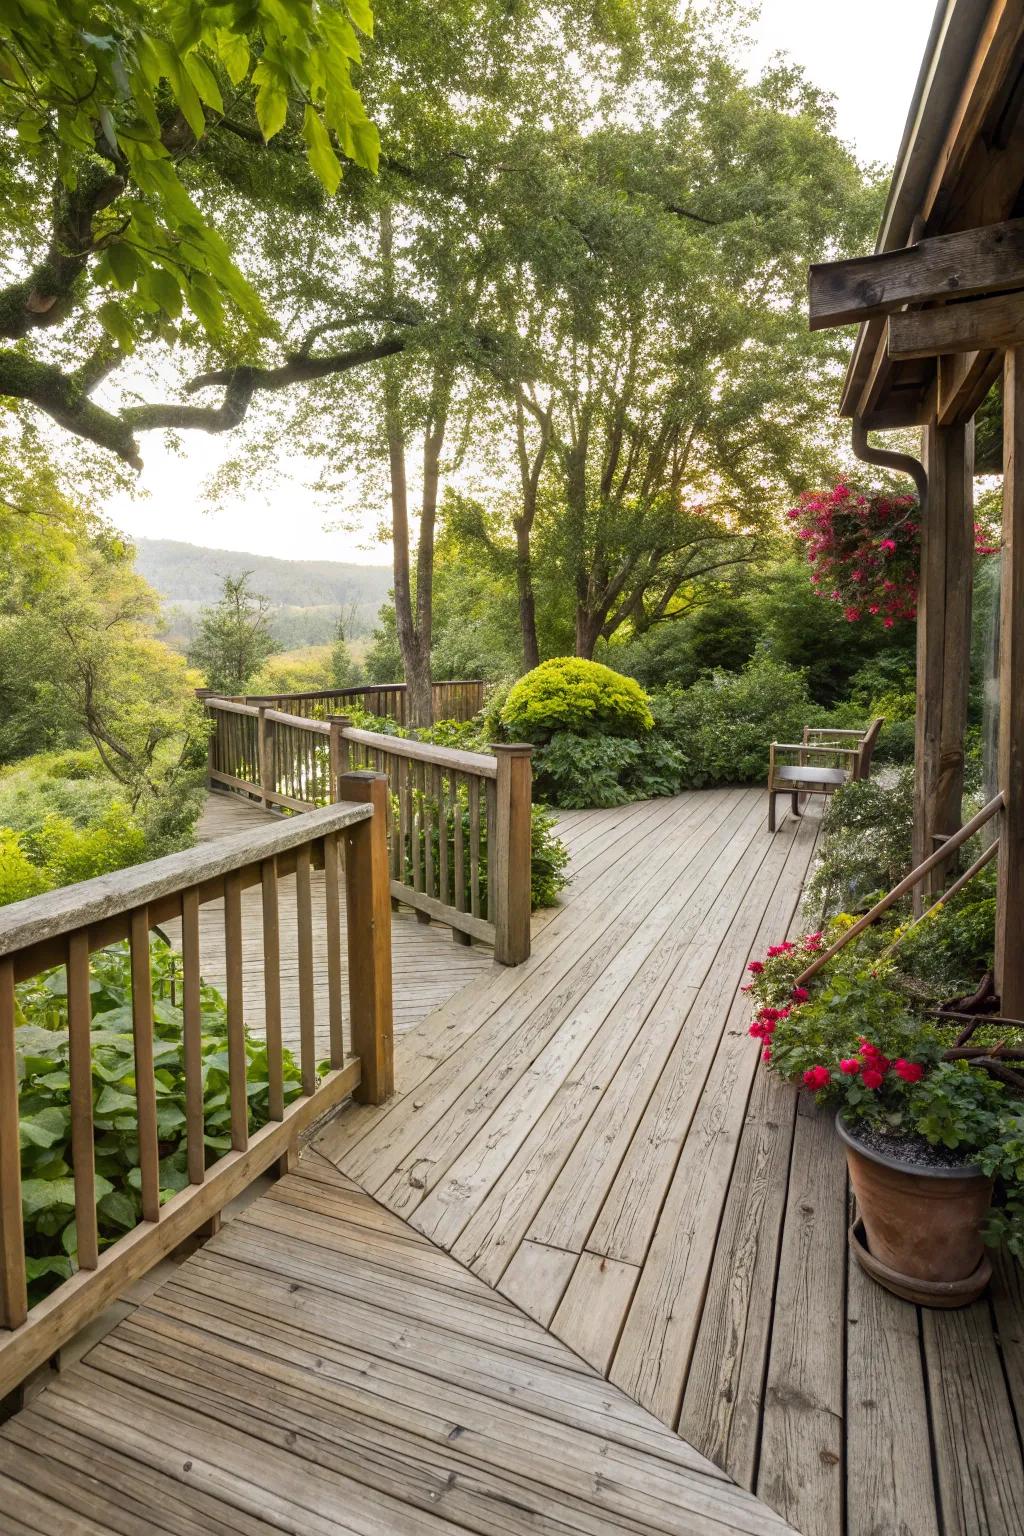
[204,697,533,965]
[0,787,393,1397]
[238,680,487,725]
[796,792,1005,985]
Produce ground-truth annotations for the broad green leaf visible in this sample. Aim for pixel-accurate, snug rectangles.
[184,52,224,114]
[106,242,140,291]
[303,106,342,195]
[217,30,250,86]
[97,300,135,352]
[345,0,374,37]
[254,79,289,142]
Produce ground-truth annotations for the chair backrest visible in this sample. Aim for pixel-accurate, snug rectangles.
[855,718,885,779]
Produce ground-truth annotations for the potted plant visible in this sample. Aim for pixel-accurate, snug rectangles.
[746,930,1024,1306]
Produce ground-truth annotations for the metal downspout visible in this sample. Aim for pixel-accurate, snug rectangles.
[851,419,927,504]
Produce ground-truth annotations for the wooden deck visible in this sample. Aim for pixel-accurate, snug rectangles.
[0,1152,792,1535]
[311,790,1024,1536]
[163,789,497,1058]
[4,788,1022,1535]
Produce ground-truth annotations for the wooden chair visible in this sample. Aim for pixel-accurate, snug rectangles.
[767,718,884,831]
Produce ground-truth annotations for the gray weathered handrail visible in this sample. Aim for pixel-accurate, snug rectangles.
[0,790,393,1395]
[238,679,487,726]
[203,695,533,965]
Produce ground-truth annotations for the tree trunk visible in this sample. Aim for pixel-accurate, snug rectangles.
[515,517,540,670]
[574,609,602,660]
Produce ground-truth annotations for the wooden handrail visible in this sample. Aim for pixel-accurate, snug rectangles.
[202,695,533,965]
[796,793,1005,985]
[0,798,393,1394]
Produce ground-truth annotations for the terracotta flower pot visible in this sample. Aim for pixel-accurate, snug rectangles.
[836,1113,994,1305]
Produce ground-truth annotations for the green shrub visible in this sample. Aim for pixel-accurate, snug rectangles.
[500,658,654,742]
[803,767,915,917]
[529,805,572,907]
[654,651,816,786]
[895,862,997,1000]
[532,731,688,808]
[16,938,303,1303]
[0,830,49,905]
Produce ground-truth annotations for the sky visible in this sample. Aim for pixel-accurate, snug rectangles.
[104,0,939,565]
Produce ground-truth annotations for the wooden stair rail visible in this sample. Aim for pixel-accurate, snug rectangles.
[0,798,393,1398]
[796,793,1005,986]
[204,696,533,965]
[238,680,487,725]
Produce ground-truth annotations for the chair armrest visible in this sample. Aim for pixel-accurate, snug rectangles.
[772,743,859,758]
[804,727,865,739]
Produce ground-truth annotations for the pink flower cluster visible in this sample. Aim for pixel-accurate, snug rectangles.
[802,1039,925,1095]
[787,484,920,626]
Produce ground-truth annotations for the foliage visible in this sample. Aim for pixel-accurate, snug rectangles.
[501,658,654,743]
[0,0,377,366]
[187,573,276,695]
[0,754,203,905]
[15,938,303,1301]
[746,924,1024,1256]
[896,864,997,1000]
[653,651,820,787]
[607,597,760,691]
[803,768,915,917]
[532,731,688,810]
[790,483,1000,629]
[789,484,921,625]
[528,805,571,909]
[330,622,364,689]
[247,647,334,697]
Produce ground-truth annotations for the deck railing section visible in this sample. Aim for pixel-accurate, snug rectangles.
[0,789,393,1398]
[204,696,533,965]
[238,680,486,725]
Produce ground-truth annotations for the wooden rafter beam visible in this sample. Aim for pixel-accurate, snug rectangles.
[809,217,1024,330]
[937,349,1002,427]
[888,292,1024,358]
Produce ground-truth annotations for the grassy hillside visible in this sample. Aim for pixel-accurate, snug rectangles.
[133,538,392,648]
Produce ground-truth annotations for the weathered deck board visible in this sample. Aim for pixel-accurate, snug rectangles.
[162,789,496,1060]
[0,1157,796,1536]
[313,791,1024,1536]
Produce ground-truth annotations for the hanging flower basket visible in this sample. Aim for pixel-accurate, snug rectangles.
[787,484,919,626]
[788,484,1000,628]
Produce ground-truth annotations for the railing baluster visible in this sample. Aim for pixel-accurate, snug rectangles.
[129,908,161,1223]
[223,872,249,1151]
[324,833,344,1069]
[485,778,497,923]
[412,760,424,895]
[424,764,436,900]
[181,888,205,1185]
[67,932,99,1270]
[0,958,27,1329]
[261,857,284,1120]
[296,843,316,1095]
[469,776,481,918]
[436,765,449,906]
[453,772,466,923]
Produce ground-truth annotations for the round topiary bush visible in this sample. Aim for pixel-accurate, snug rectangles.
[499,657,654,742]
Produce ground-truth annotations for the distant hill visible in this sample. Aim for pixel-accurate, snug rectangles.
[132,538,393,649]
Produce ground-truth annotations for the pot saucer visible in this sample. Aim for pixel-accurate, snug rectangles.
[849,1218,992,1308]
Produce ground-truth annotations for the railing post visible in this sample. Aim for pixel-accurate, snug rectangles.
[491,743,533,966]
[339,771,394,1103]
[328,714,353,801]
[257,705,276,809]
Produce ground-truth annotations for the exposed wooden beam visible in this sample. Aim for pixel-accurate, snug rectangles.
[810,218,1024,331]
[996,347,1024,1015]
[889,292,1024,358]
[936,349,1002,426]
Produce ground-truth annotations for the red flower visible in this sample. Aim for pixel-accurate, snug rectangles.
[894,1059,924,1083]
[748,961,764,975]
[791,986,809,1003]
[861,1067,885,1090]
[762,1046,773,1063]
[803,1065,831,1091]
[839,1058,860,1075]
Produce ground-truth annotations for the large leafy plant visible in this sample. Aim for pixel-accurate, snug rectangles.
[500,658,654,742]
[16,936,302,1302]
[0,0,378,355]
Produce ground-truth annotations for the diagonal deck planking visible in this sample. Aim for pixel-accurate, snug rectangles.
[4,788,1022,1536]
[160,789,497,1060]
[313,791,1024,1536]
[0,1154,796,1536]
